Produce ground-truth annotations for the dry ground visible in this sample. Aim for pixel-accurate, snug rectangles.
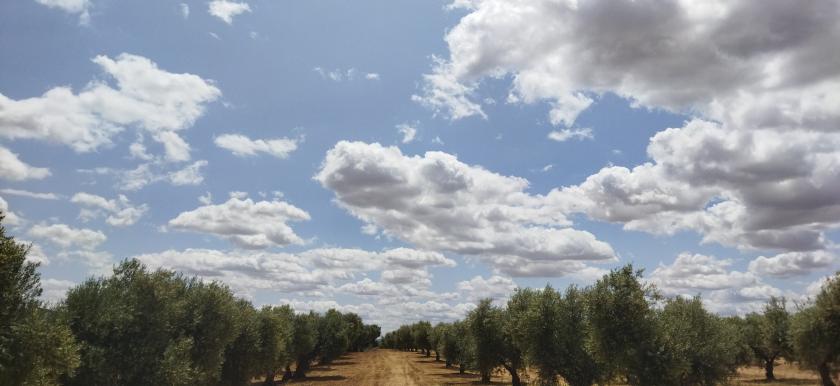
[261,349,828,386]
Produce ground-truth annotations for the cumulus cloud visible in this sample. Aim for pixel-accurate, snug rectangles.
[180,3,190,18]
[34,0,91,24]
[420,0,840,128]
[0,146,50,181]
[135,246,459,311]
[167,194,310,249]
[457,275,517,302]
[0,53,220,159]
[648,252,789,314]
[71,192,148,226]
[554,119,840,252]
[214,134,299,159]
[418,0,840,257]
[748,251,837,278]
[27,223,106,250]
[316,141,616,277]
[208,0,251,24]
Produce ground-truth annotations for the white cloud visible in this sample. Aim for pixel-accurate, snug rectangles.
[27,223,106,250]
[415,0,840,259]
[0,196,22,226]
[180,3,190,18]
[23,242,50,265]
[82,159,208,190]
[167,195,310,249]
[313,67,378,82]
[168,160,208,186]
[457,275,517,302]
[0,145,50,181]
[648,252,788,315]
[420,0,840,128]
[71,192,148,226]
[136,248,330,293]
[0,189,59,200]
[214,134,299,159]
[34,0,91,24]
[412,57,486,121]
[554,119,840,252]
[153,131,191,162]
[748,251,837,278]
[40,278,76,304]
[0,53,220,158]
[397,123,417,144]
[198,191,213,205]
[316,141,616,277]
[135,246,458,311]
[547,128,593,142]
[208,0,251,24]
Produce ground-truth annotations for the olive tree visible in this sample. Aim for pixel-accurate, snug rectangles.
[430,323,446,361]
[0,214,80,385]
[412,321,433,356]
[467,299,502,383]
[743,297,792,381]
[290,312,319,379]
[63,260,239,386]
[255,305,293,385]
[219,300,260,386]
[513,286,600,386]
[586,265,667,386]
[792,273,840,386]
[658,296,740,385]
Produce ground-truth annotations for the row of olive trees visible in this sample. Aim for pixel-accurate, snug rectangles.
[0,215,380,386]
[382,265,840,386]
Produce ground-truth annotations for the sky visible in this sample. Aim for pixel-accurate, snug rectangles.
[1,0,839,331]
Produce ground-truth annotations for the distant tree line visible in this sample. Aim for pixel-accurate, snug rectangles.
[383,266,840,386]
[0,215,380,386]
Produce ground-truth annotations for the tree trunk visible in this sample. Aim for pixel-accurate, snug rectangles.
[445,359,452,368]
[480,370,491,384]
[293,359,310,379]
[459,363,466,374]
[818,362,836,386]
[504,364,522,386]
[765,358,776,381]
[435,350,440,361]
[263,371,275,386]
[425,349,430,357]
[281,365,293,382]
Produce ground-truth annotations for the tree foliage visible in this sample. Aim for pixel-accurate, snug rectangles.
[0,214,79,385]
[742,297,792,381]
[792,274,840,386]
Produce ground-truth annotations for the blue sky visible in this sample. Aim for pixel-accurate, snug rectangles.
[2,0,839,330]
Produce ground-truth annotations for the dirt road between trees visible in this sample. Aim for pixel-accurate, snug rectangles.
[275,349,823,386]
[281,349,487,386]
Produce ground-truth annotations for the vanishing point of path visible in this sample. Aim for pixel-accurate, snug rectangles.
[282,349,486,386]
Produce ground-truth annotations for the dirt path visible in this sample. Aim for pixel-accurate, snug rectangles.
[282,349,487,386]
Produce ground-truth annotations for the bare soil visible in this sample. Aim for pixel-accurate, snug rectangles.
[261,349,827,386]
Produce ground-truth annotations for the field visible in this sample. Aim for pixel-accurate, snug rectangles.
[267,349,826,386]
